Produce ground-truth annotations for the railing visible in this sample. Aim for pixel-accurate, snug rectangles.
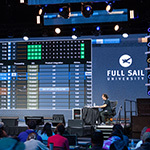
[115,105,122,124]
[124,99,137,127]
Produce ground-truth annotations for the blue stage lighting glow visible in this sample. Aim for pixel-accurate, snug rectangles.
[59,8,63,12]
[96,26,100,31]
[72,28,76,32]
[148,74,150,80]
[86,6,91,11]
[148,90,150,96]
[148,28,150,33]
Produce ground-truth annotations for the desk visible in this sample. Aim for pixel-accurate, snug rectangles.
[82,107,100,125]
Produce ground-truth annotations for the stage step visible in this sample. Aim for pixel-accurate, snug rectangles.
[95,125,113,140]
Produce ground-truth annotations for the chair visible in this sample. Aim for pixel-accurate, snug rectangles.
[104,100,118,124]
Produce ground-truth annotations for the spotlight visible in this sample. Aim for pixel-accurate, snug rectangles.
[39,8,43,15]
[147,87,150,96]
[59,5,71,19]
[81,4,93,18]
[114,24,119,31]
[148,27,150,33]
[72,27,81,36]
[122,33,129,38]
[23,36,29,41]
[55,28,61,34]
[148,72,150,80]
[147,42,150,48]
[106,2,113,13]
[93,26,101,36]
[147,55,150,64]
[72,35,77,40]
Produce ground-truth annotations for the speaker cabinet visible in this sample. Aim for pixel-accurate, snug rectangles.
[1,117,19,126]
[52,114,65,127]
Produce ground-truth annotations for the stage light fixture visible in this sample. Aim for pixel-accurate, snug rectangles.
[106,2,113,13]
[72,35,77,40]
[39,8,43,15]
[148,87,150,96]
[147,72,150,80]
[147,55,150,64]
[72,27,81,37]
[93,26,101,36]
[114,24,119,31]
[148,28,150,33]
[122,33,129,38]
[81,4,93,18]
[55,28,61,34]
[23,36,29,41]
[59,5,71,19]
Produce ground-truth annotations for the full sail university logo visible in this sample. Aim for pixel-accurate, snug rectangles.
[119,54,132,68]
[107,54,145,81]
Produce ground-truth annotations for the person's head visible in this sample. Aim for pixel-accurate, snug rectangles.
[140,126,148,140]
[91,131,103,147]
[27,120,37,130]
[110,124,124,139]
[41,122,52,137]
[142,132,150,143]
[27,132,37,141]
[0,122,7,138]
[54,123,65,135]
[102,94,108,100]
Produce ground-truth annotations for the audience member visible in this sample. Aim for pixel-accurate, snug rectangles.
[47,123,69,150]
[135,126,148,149]
[0,122,7,138]
[88,130,104,150]
[24,132,49,150]
[136,132,150,150]
[103,124,129,150]
[38,122,53,144]
[0,137,25,150]
[18,120,42,142]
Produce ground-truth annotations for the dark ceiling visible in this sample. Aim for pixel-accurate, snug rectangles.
[0,0,149,38]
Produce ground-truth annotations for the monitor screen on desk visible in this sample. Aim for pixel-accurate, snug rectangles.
[24,116,44,125]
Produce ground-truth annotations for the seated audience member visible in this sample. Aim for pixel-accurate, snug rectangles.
[0,137,25,150]
[47,123,69,150]
[136,132,150,150]
[0,122,7,138]
[24,132,49,150]
[103,124,129,150]
[135,126,148,149]
[18,120,42,142]
[38,122,53,144]
[88,130,104,150]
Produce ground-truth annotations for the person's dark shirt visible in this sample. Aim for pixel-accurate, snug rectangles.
[103,100,112,113]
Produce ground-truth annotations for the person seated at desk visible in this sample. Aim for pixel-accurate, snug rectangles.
[94,94,112,124]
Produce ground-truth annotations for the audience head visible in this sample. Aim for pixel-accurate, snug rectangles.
[91,131,103,147]
[27,132,37,141]
[102,94,108,100]
[111,124,124,139]
[54,123,65,135]
[142,132,150,143]
[41,122,52,137]
[0,122,7,138]
[27,120,37,130]
[140,126,148,140]
[146,128,150,133]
